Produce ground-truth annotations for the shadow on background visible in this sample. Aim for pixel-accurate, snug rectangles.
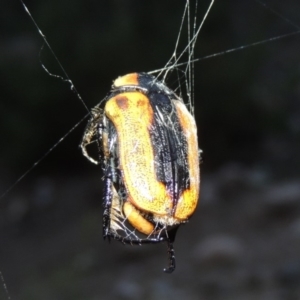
[1,0,300,299]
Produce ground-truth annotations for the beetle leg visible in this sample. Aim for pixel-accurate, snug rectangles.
[103,175,113,241]
[163,240,176,273]
[163,226,179,273]
[81,106,103,165]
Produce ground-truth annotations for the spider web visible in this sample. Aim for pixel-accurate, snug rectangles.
[1,0,300,298]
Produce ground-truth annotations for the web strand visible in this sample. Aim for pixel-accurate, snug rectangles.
[0,271,10,300]
[254,0,300,30]
[19,0,90,113]
[149,29,300,74]
[0,1,93,201]
[0,114,89,201]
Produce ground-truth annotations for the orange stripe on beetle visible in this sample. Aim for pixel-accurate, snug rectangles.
[123,201,154,235]
[105,92,173,216]
[173,100,200,220]
[113,73,139,87]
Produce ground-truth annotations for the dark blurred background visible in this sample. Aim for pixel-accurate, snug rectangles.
[1,0,300,299]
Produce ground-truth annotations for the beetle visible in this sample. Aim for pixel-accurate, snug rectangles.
[81,72,200,273]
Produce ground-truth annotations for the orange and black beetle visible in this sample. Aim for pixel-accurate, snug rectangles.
[81,72,200,273]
